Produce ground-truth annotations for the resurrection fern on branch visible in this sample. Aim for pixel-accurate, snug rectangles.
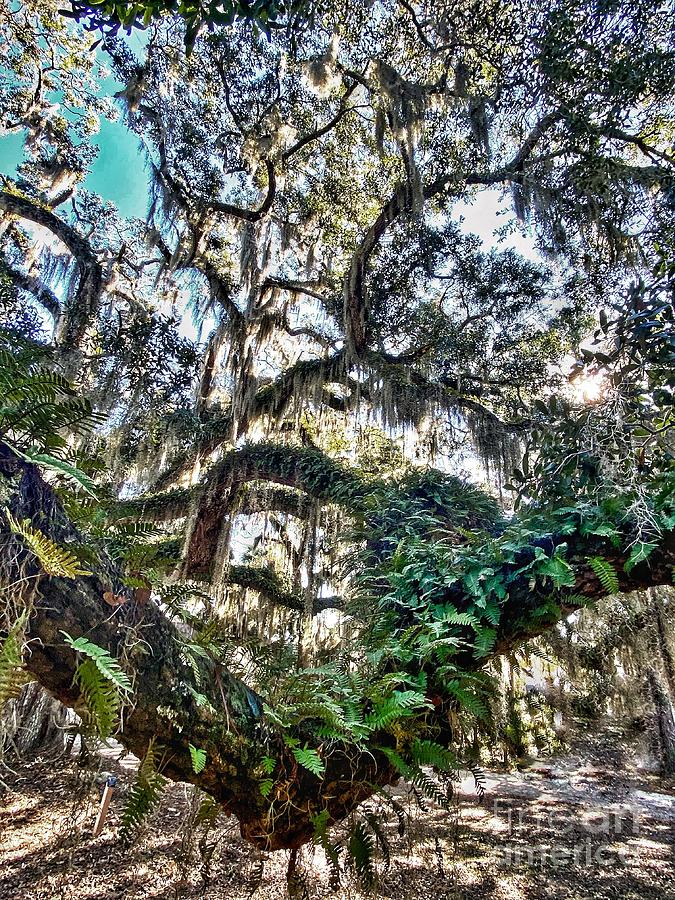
[73,658,121,739]
[189,743,208,774]
[588,557,620,595]
[347,819,376,889]
[61,632,133,693]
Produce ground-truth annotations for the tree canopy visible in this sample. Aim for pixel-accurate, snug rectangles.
[0,0,674,862]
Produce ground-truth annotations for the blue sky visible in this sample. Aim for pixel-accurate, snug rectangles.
[0,30,536,252]
[0,30,149,220]
[0,113,148,220]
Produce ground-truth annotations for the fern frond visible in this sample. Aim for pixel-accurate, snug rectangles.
[347,820,375,888]
[379,746,412,779]
[0,613,29,707]
[364,812,390,871]
[410,739,460,773]
[467,763,486,802]
[5,510,91,578]
[260,756,276,774]
[14,450,98,498]
[290,743,325,778]
[410,768,452,810]
[312,810,342,888]
[259,778,274,798]
[588,556,620,594]
[194,795,220,828]
[364,689,427,731]
[119,738,166,845]
[189,743,207,774]
[380,747,452,809]
[374,790,407,837]
[74,658,120,739]
[62,632,132,693]
[444,679,488,721]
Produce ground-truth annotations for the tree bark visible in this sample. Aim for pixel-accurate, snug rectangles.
[0,189,102,349]
[2,443,674,849]
[0,445,397,849]
[1,682,71,758]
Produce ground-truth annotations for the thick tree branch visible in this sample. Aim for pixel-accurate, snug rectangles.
[226,564,341,614]
[112,484,313,524]
[1,263,61,320]
[184,443,366,577]
[0,188,102,346]
[493,530,675,656]
[204,160,277,222]
[0,446,395,849]
[3,445,674,851]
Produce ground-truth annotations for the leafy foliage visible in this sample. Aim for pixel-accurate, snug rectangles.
[588,557,620,596]
[6,511,92,578]
[73,658,122,739]
[120,739,166,845]
[0,333,103,494]
[346,820,376,889]
[62,632,131,738]
[189,743,207,774]
[0,613,30,708]
[285,739,325,779]
[67,0,310,45]
[62,632,133,693]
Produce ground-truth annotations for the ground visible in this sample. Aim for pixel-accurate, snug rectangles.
[1,722,674,900]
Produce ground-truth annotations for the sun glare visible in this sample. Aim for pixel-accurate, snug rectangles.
[570,371,607,404]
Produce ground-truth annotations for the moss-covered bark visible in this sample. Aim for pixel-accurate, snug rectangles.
[2,443,674,850]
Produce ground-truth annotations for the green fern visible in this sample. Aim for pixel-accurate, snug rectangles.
[0,613,29,707]
[624,542,656,574]
[288,741,325,778]
[5,510,91,578]
[259,778,274,798]
[188,743,207,774]
[468,762,487,802]
[61,632,132,693]
[410,768,452,810]
[444,678,489,721]
[347,820,376,888]
[194,795,220,829]
[0,335,103,454]
[379,746,413,779]
[364,689,427,731]
[364,813,390,871]
[260,755,276,774]
[312,810,342,888]
[380,746,452,809]
[74,659,120,739]
[11,448,98,498]
[63,633,131,739]
[375,790,407,837]
[410,739,460,773]
[588,556,620,594]
[119,738,166,845]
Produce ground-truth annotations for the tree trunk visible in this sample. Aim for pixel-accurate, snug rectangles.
[1,443,674,849]
[1,682,71,758]
[0,445,399,848]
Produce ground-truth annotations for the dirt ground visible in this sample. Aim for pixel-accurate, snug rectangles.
[1,722,674,900]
